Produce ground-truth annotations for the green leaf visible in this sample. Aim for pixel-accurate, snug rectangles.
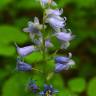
[25,52,42,63]
[0,44,15,56]
[32,74,44,88]
[52,88,78,96]
[0,25,28,56]
[45,60,55,72]
[59,89,72,96]
[0,69,8,81]
[2,73,33,96]
[87,77,96,96]
[0,25,28,44]
[68,77,86,93]
[49,74,64,89]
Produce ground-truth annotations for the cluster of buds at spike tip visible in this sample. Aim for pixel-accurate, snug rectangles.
[48,0,52,4]
[15,0,75,95]
[40,0,57,8]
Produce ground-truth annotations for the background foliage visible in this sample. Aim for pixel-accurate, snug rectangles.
[0,0,96,96]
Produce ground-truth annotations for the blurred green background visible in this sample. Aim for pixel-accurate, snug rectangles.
[0,0,96,96]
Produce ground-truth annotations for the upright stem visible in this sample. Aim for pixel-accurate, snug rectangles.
[42,10,47,83]
[42,11,46,62]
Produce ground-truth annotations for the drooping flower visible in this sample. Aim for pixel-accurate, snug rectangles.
[55,63,68,72]
[56,31,73,42]
[23,17,42,32]
[55,29,74,49]
[46,15,66,32]
[55,56,70,64]
[55,53,75,72]
[39,84,58,96]
[26,79,39,93]
[16,57,32,71]
[15,43,36,57]
[23,17,42,41]
[45,7,66,32]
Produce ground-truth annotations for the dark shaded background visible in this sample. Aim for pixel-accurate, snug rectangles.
[0,0,96,96]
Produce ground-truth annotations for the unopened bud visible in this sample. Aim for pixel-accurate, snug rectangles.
[48,0,52,4]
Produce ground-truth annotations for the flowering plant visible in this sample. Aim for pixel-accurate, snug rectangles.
[15,0,75,95]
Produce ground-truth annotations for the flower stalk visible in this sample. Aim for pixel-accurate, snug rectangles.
[42,10,46,63]
[42,10,48,83]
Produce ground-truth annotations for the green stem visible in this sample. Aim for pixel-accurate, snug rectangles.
[42,11,46,62]
[42,10,47,83]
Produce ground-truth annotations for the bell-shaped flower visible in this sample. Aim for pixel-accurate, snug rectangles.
[39,84,58,96]
[26,79,39,93]
[56,31,73,42]
[45,7,66,32]
[23,17,42,32]
[23,17,42,40]
[16,58,32,71]
[55,53,75,72]
[55,56,70,64]
[55,29,74,49]
[55,63,68,72]
[15,43,36,57]
[46,15,66,32]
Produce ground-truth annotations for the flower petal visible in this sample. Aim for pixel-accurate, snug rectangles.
[27,79,39,93]
[46,16,65,31]
[56,32,73,42]
[55,63,68,72]
[34,17,39,24]
[15,43,36,57]
[67,59,75,66]
[45,39,53,48]
[55,56,69,64]
[16,58,32,71]
[46,8,63,16]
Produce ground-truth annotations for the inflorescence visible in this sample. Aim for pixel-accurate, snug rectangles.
[15,0,75,95]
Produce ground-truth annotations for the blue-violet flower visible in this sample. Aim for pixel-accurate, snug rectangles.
[39,84,58,96]
[55,53,75,72]
[15,43,36,57]
[16,58,32,71]
[27,79,39,93]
